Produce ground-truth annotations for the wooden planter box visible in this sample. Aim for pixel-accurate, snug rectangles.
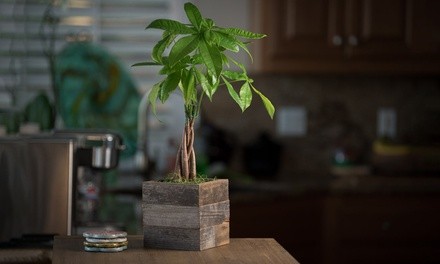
[142,179,230,251]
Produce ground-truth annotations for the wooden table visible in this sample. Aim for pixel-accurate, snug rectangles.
[52,236,299,264]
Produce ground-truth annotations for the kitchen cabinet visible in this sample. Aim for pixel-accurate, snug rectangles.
[322,194,440,264]
[231,195,325,264]
[231,192,440,264]
[258,0,440,74]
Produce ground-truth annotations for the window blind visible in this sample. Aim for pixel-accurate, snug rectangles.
[0,0,182,104]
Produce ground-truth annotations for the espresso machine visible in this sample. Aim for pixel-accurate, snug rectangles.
[0,130,124,245]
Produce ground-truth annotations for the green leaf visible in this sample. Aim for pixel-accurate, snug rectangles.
[236,40,254,62]
[184,2,203,30]
[210,74,220,95]
[182,68,196,103]
[221,53,230,68]
[148,82,162,115]
[175,55,192,66]
[191,54,204,65]
[199,38,222,78]
[222,76,245,112]
[195,68,213,100]
[203,30,212,43]
[252,86,275,119]
[221,27,266,39]
[146,19,196,34]
[169,35,199,66]
[159,72,180,102]
[212,31,240,52]
[205,18,215,28]
[207,71,218,87]
[152,33,175,63]
[222,70,247,81]
[179,69,187,92]
[140,2,271,123]
[239,81,252,111]
[158,55,189,75]
[159,65,170,75]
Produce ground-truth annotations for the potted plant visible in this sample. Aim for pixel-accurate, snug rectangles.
[134,2,274,250]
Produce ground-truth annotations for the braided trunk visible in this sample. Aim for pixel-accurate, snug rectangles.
[174,119,196,180]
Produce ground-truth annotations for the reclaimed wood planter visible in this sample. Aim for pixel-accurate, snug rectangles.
[142,179,230,251]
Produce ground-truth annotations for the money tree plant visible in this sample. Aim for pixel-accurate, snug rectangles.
[134,2,274,181]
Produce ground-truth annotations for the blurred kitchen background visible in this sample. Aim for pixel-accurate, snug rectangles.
[1,0,440,263]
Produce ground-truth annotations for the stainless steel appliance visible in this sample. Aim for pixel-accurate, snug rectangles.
[0,130,124,244]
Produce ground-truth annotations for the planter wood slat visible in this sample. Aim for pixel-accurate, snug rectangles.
[142,179,230,251]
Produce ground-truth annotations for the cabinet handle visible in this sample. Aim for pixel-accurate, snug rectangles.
[332,35,343,46]
[348,35,359,46]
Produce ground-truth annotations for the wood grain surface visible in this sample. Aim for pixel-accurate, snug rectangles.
[142,180,230,250]
[52,236,299,264]
[142,179,229,206]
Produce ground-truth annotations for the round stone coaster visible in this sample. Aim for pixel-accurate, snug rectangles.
[85,237,128,243]
[84,241,128,248]
[84,245,127,253]
[83,230,127,239]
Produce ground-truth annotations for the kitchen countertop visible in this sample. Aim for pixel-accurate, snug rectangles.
[52,236,299,264]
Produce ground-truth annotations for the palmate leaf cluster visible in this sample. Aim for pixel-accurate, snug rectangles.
[133,2,274,120]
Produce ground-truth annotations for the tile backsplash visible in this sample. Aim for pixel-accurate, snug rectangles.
[3,74,439,180]
[202,75,440,180]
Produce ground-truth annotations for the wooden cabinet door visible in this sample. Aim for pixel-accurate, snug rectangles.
[345,0,413,59]
[411,0,440,57]
[258,0,440,74]
[323,195,440,264]
[260,0,345,73]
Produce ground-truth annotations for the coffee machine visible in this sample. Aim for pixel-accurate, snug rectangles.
[0,130,124,244]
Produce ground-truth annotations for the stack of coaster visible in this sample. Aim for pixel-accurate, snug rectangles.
[83,230,128,252]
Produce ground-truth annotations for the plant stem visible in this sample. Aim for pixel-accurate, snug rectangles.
[174,119,196,180]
